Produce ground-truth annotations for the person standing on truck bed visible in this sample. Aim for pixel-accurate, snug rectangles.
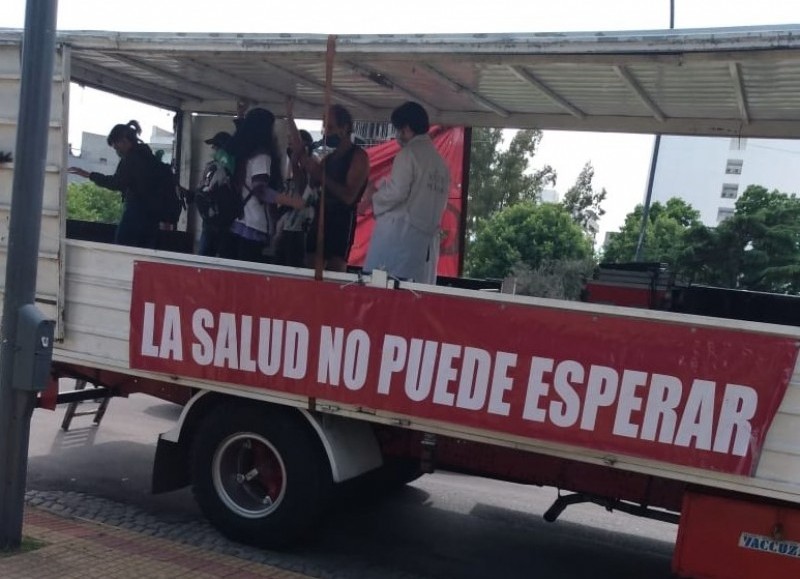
[195,130,234,257]
[287,101,370,272]
[218,107,288,263]
[274,129,319,268]
[68,120,162,249]
[359,101,450,283]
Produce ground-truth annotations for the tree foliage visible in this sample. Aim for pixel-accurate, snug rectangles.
[561,162,607,239]
[681,186,800,293]
[602,197,702,265]
[66,181,123,223]
[604,187,800,294]
[466,202,593,279]
[467,128,556,240]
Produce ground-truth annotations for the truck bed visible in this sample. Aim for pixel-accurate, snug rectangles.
[55,240,800,505]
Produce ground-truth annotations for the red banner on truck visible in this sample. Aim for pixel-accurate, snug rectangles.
[130,262,798,476]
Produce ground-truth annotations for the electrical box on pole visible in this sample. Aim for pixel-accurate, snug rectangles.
[12,304,55,393]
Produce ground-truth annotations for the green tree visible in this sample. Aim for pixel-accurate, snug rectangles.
[66,181,123,223]
[467,128,556,240]
[681,186,800,292]
[603,197,701,265]
[466,202,592,279]
[561,162,607,240]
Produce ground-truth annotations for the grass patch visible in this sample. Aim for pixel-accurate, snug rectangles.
[0,536,47,557]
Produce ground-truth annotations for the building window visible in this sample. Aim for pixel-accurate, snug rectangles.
[717,207,734,223]
[725,159,743,175]
[721,184,738,199]
[730,137,747,151]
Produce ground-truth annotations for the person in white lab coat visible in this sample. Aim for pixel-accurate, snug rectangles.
[360,102,449,283]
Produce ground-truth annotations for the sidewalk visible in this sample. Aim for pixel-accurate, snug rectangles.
[0,506,316,579]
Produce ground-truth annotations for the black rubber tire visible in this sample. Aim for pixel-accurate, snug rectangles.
[190,402,332,549]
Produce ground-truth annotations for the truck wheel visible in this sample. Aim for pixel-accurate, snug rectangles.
[190,403,331,549]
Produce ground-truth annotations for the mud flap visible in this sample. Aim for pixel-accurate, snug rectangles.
[152,435,190,494]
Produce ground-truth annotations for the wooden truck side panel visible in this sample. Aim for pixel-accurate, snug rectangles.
[0,43,68,333]
[54,240,800,506]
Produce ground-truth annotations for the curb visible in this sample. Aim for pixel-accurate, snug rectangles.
[0,506,317,579]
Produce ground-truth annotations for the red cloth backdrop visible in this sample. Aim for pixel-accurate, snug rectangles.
[349,127,465,277]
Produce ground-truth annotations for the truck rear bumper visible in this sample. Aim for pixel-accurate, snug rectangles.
[674,490,800,578]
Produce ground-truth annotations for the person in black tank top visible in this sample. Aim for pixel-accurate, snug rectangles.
[300,105,370,272]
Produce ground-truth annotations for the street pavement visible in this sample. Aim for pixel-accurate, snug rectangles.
[17,392,679,579]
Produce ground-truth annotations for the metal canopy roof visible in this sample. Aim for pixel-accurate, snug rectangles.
[4,25,800,137]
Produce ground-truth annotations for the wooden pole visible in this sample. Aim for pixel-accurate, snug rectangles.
[315,34,337,280]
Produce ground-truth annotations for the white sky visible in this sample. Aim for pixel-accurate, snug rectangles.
[3,0,800,241]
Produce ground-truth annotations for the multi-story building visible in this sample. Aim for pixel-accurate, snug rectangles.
[650,135,800,226]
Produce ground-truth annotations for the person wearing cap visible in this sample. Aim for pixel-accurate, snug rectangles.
[206,131,231,150]
[359,101,449,283]
[196,130,234,256]
[204,131,234,176]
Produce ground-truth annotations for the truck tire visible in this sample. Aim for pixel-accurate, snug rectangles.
[190,402,332,549]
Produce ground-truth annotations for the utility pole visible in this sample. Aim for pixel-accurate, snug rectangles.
[634,0,675,261]
[0,0,59,548]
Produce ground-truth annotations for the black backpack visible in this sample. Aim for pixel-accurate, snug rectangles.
[195,158,251,231]
[151,159,183,226]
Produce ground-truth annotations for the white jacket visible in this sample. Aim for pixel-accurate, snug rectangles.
[372,134,449,236]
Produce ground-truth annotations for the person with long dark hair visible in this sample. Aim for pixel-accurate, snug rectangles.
[218,107,285,263]
[68,120,161,248]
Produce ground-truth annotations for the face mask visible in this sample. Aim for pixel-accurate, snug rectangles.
[324,134,341,148]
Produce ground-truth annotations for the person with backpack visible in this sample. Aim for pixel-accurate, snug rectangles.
[218,107,286,263]
[68,119,164,249]
[195,131,234,256]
